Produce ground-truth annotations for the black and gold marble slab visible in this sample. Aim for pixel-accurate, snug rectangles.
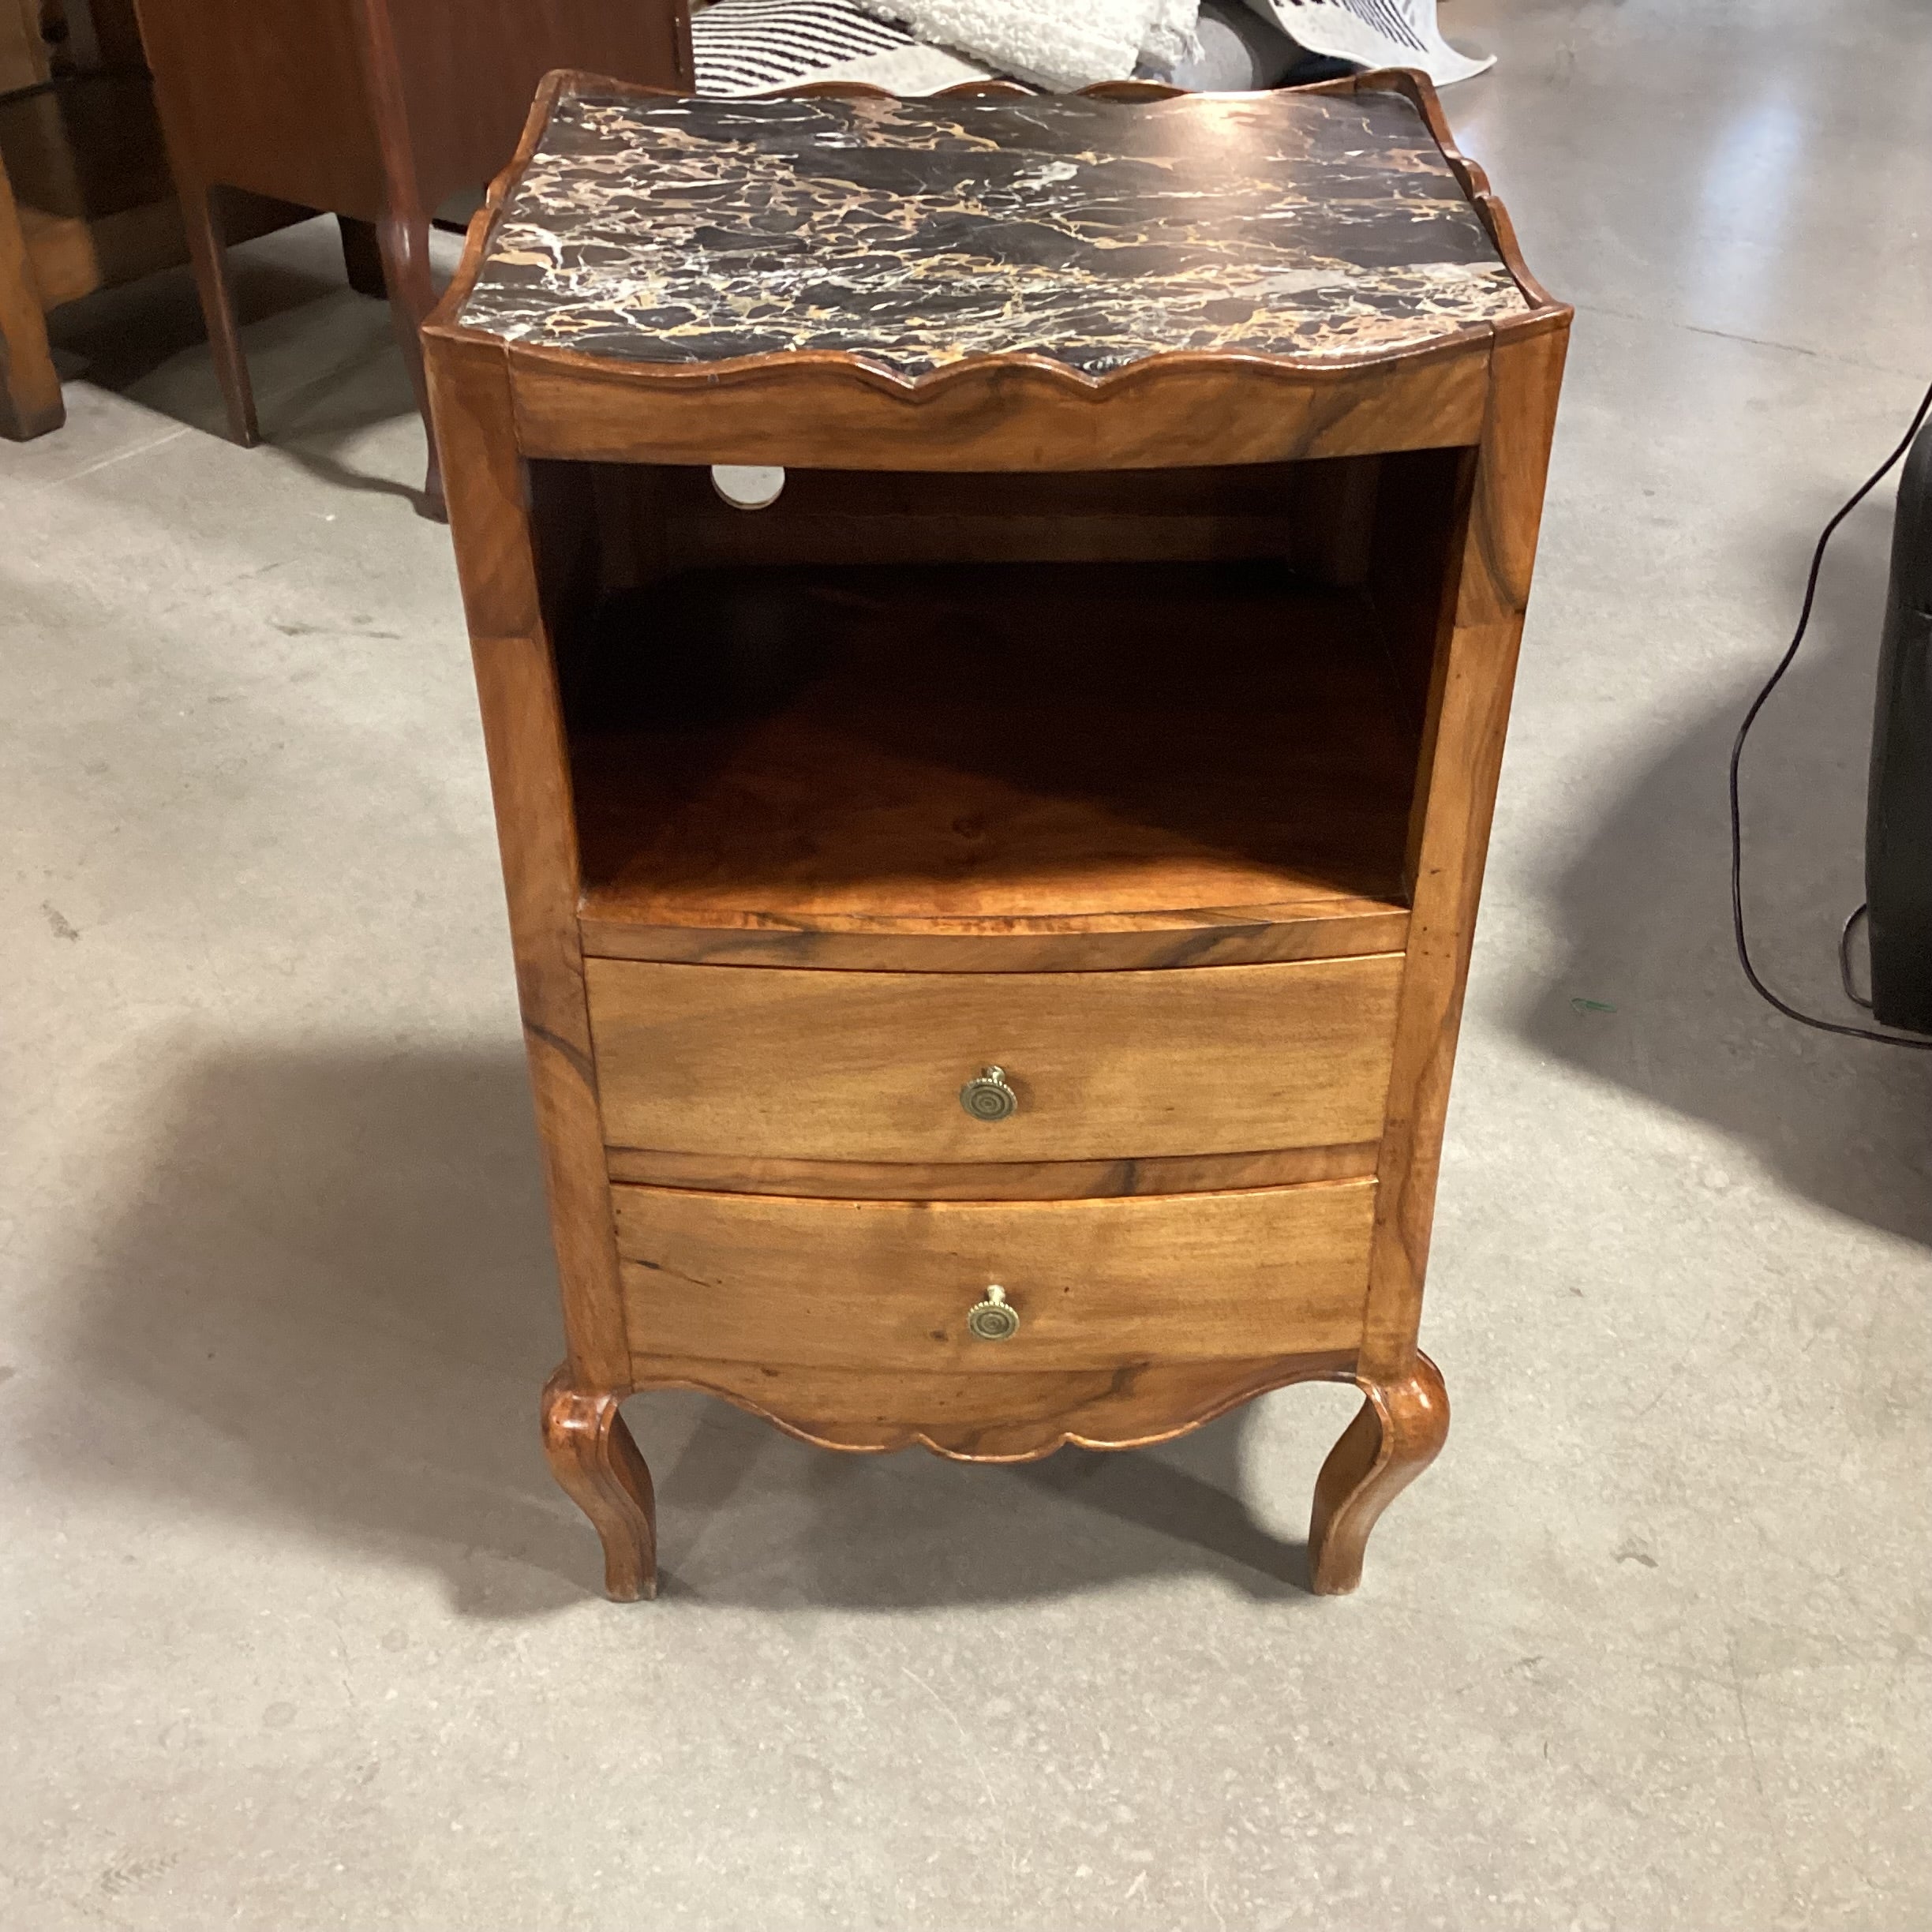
[459,87,1528,376]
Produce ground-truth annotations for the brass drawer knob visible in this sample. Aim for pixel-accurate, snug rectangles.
[967,1286,1020,1342]
[959,1065,1017,1121]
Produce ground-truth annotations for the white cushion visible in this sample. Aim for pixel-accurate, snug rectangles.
[1241,0,1493,86]
[691,0,992,95]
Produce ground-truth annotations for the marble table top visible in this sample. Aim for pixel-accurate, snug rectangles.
[458,84,1529,376]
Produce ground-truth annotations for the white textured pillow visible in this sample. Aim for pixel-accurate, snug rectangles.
[821,41,996,90]
[852,0,1200,90]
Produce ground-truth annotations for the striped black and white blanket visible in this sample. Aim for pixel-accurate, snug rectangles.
[690,0,1488,99]
[691,0,987,95]
[1245,1,1490,84]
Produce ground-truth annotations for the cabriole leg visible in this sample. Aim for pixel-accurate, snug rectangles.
[374,212,443,519]
[1308,1354,1448,1595]
[541,1368,657,1602]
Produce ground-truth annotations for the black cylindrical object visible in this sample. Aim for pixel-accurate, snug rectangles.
[1866,417,1932,1033]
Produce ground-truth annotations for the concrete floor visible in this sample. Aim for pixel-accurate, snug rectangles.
[5,2,1931,1926]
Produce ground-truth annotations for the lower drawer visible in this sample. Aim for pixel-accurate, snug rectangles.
[612,1181,1374,1373]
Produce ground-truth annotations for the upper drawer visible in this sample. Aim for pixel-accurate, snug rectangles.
[585,955,1402,1166]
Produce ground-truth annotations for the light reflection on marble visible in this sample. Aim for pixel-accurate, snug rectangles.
[460,88,1528,373]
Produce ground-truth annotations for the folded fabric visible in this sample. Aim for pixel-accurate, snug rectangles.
[1242,0,1492,85]
[851,0,1200,90]
[691,0,1487,102]
[1144,0,1301,88]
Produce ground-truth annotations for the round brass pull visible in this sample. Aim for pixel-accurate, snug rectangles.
[967,1286,1020,1342]
[959,1065,1017,1122]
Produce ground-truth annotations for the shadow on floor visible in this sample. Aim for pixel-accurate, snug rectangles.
[47,247,342,399]
[52,1043,1344,1619]
[1517,508,1932,1248]
[47,220,432,509]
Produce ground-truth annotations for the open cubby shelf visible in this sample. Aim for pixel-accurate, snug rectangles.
[565,558,1421,935]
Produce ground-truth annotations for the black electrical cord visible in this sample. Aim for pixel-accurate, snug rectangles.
[1729,375,1932,1048]
[1837,902,1875,1010]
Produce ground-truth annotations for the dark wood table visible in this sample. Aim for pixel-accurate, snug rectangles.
[129,0,691,510]
[0,0,197,440]
[423,72,1570,1601]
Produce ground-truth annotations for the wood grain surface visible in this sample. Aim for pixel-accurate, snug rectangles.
[0,144,61,438]
[1307,1352,1448,1594]
[506,339,1491,473]
[626,1352,1359,1462]
[133,0,690,481]
[604,1141,1379,1201]
[0,66,192,438]
[571,563,1418,937]
[541,1367,657,1600]
[1361,323,1570,1380]
[586,955,1402,1164]
[612,1181,1376,1372]
[592,456,1397,582]
[578,903,1411,974]
[428,333,631,1389]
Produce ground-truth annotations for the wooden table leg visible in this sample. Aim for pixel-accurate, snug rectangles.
[0,154,64,440]
[177,176,260,446]
[353,0,444,516]
[376,211,443,519]
[1308,1353,1448,1595]
[542,1368,658,1602]
[339,215,388,297]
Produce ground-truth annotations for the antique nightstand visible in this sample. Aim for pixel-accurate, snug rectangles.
[421,71,1568,1600]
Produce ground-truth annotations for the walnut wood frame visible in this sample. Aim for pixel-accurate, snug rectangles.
[425,69,1569,1602]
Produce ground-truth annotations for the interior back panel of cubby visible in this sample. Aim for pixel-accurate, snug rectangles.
[526,451,1477,927]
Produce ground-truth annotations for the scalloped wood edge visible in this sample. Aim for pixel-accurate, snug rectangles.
[1315,69,1566,319]
[425,66,1570,397]
[624,1352,1358,1462]
[492,325,1493,408]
